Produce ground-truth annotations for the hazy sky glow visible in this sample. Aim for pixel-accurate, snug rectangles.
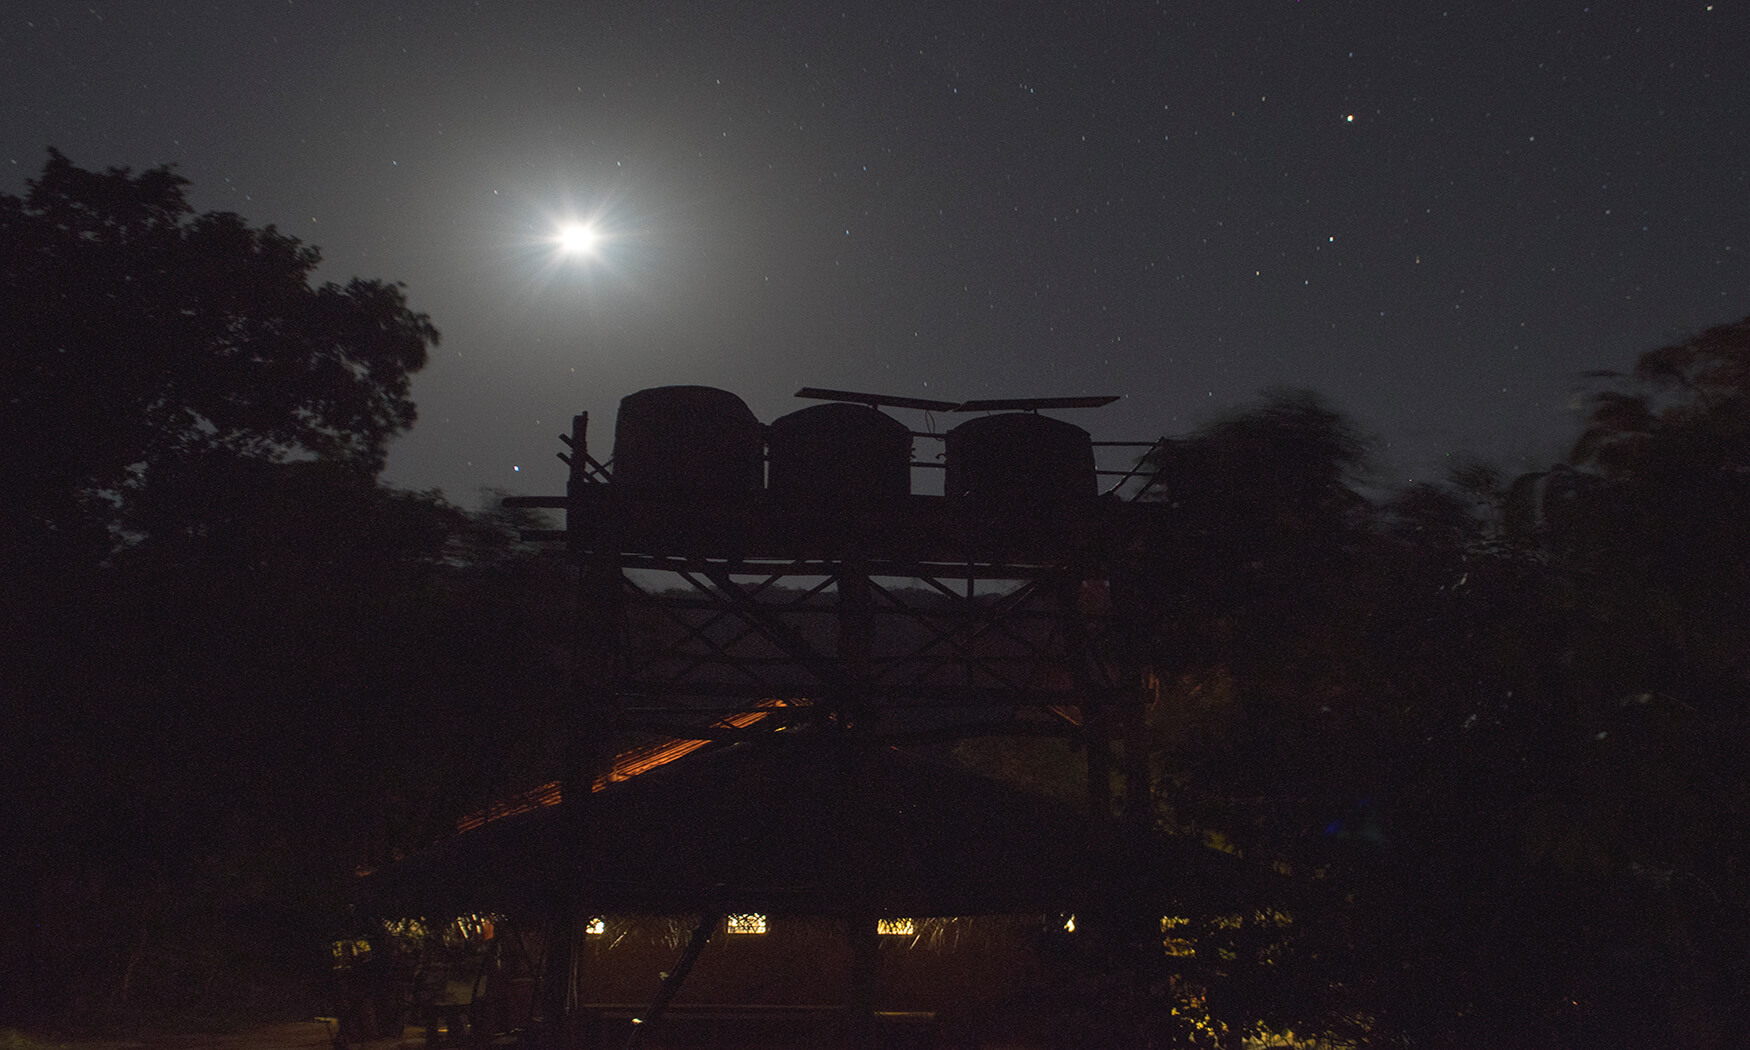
[4,1,1745,501]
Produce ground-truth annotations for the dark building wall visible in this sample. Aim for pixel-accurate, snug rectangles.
[572,914,1051,1026]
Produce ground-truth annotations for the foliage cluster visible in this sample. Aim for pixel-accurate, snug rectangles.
[1077,361,1750,1047]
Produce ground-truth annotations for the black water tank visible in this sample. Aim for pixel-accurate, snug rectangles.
[611,386,764,496]
[944,413,1096,505]
[767,402,913,503]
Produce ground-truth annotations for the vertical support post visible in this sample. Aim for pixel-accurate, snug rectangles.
[541,412,625,1048]
[1059,570,1115,821]
[564,413,606,799]
[1119,676,1152,831]
[836,551,879,1048]
[846,916,879,1050]
[536,910,577,1050]
[565,414,589,493]
[836,552,872,732]
[568,409,626,807]
[1084,706,1114,819]
[625,915,719,1050]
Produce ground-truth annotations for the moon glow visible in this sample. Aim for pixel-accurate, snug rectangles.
[556,223,599,255]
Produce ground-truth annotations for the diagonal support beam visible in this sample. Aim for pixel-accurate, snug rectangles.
[625,913,721,1049]
[701,569,849,692]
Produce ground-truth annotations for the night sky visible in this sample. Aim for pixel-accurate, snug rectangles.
[5,0,1746,502]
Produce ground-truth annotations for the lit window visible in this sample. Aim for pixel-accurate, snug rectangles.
[585,917,605,936]
[876,918,915,936]
[726,913,768,935]
[382,917,429,940]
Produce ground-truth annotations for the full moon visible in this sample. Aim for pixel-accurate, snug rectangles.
[556,223,598,254]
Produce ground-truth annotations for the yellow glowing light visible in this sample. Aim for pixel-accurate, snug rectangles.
[726,913,768,935]
[876,918,916,935]
[1063,914,1076,933]
[585,917,606,935]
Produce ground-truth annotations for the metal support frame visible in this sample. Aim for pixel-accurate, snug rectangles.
[593,555,1131,733]
[506,409,1161,1047]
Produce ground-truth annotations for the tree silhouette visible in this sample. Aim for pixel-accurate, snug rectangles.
[1120,383,1745,1047]
[1105,392,1385,1044]
[0,149,437,563]
[1544,315,1750,1044]
[1573,315,1750,477]
[0,151,451,1024]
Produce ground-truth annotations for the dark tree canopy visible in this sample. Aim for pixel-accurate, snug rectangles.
[1573,313,1750,476]
[0,149,437,554]
[0,153,451,1020]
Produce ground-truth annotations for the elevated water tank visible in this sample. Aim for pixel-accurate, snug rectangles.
[611,386,764,496]
[944,413,1096,506]
[768,402,912,503]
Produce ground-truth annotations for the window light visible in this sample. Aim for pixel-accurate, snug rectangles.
[876,918,916,935]
[726,913,768,935]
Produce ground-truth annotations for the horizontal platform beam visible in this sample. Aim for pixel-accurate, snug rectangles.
[506,487,1153,565]
[602,682,1140,707]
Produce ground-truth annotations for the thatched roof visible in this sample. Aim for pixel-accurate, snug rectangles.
[360,733,1248,920]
